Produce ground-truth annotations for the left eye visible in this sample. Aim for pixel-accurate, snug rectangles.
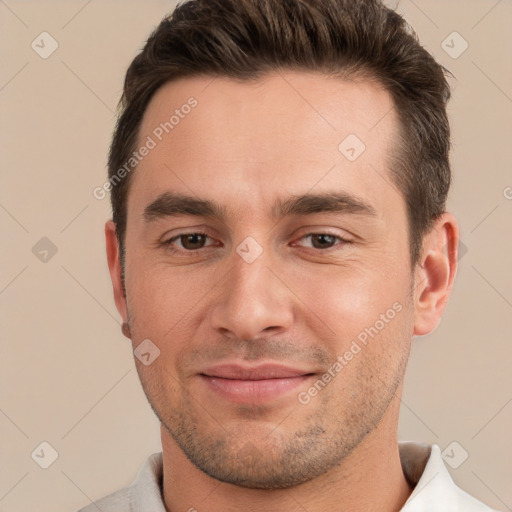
[296,233,347,250]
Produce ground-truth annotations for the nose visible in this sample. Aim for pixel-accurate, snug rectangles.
[208,243,294,342]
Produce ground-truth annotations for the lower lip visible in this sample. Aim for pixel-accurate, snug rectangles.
[199,374,314,404]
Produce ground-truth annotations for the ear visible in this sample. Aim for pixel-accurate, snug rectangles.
[413,213,459,336]
[105,221,129,331]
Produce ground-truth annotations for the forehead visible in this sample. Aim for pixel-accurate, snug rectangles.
[129,71,402,221]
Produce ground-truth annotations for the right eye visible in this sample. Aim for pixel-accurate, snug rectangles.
[163,232,217,252]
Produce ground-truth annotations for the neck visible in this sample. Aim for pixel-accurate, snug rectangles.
[161,392,413,512]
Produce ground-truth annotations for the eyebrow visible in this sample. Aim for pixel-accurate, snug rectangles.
[143,191,377,223]
[273,191,377,218]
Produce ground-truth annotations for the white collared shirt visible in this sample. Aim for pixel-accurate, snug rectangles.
[76,442,497,511]
[399,442,497,511]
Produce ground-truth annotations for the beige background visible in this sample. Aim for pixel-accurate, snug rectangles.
[0,1,511,511]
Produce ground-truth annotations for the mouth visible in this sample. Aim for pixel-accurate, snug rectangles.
[199,363,317,404]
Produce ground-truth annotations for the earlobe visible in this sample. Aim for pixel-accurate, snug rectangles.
[413,213,459,336]
[105,221,130,334]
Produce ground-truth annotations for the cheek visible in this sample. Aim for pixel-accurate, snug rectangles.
[125,255,217,341]
[291,261,412,343]
[309,277,413,402]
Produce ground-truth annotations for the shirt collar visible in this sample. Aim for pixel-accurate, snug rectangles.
[132,451,166,512]
[399,442,483,511]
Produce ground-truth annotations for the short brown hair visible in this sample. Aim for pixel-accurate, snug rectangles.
[108,0,452,269]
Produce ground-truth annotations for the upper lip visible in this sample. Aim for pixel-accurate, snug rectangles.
[200,363,315,380]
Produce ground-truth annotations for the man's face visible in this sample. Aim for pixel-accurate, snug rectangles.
[118,72,417,488]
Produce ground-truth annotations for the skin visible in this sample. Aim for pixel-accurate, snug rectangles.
[106,71,458,512]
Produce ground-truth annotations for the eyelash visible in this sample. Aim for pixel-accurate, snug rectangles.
[162,231,351,254]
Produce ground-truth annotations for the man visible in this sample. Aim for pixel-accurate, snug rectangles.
[81,0,497,510]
